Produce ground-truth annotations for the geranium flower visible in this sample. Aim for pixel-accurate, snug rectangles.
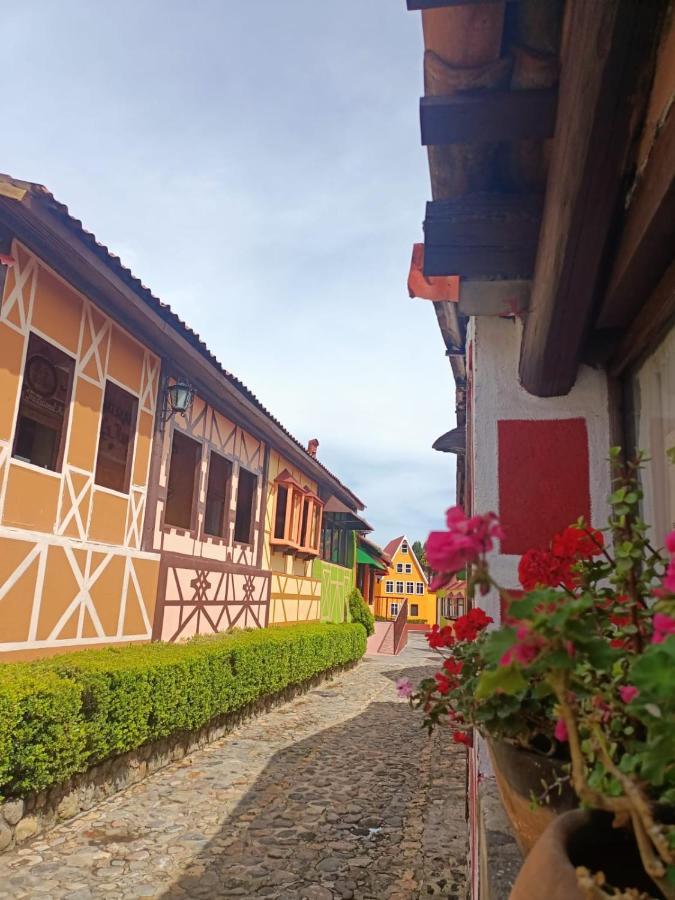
[499,624,546,667]
[619,685,639,704]
[426,624,454,650]
[434,672,452,695]
[518,548,574,591]
[452,730,472,747]
[552,526,604,560]
[426,507,503,589]
[395,677,413,699]
[454,608,493,642]
[443,658,463,676]
[652,612,675,644]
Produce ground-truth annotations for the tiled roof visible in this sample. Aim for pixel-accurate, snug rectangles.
[382,536,404,558]
[0,175,364,509]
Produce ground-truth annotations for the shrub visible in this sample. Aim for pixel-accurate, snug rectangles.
[0,623,365,799]
[348,589,375,637]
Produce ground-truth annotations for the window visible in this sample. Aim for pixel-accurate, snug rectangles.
[401,541,408,553]
[416,582,424,595]
[406,581,414,594]
[405,563,412,574]
[395,580,404,593]
[630,325,675,544]
[165,431,201,530]
[396,563,403,573]
[94,381,138,493]
[13,333,75,472]
[410,604,419,617]
[390,602,399,617]
[273,470,323,555]
[385,580,393,594]
[204,451,232,537]
[234,467,257,544]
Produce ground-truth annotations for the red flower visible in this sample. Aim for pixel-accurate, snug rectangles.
[452,730,472,747]
[434,673,452,695]
[619,685,639,704]
[554,718,568,743]
[453,608,493,642]
[652,612,675,644]
[443,658,463,676]
[552,526,604,561]
[426,624,455,649]
[518,548,574,591]
[499,624,545,667]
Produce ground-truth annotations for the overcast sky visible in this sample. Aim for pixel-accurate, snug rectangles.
[4,0,457,546]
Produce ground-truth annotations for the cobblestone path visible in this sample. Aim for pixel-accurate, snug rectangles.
[1,635,467,900]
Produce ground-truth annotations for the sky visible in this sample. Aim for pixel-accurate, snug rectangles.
[3,0,457,546]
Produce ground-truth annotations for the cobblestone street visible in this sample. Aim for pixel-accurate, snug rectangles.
[1,635,467,900]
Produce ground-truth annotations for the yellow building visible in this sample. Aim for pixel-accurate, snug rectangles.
[373,536,437,626]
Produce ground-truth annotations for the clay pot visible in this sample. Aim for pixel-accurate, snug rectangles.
[510,810,664,900]
[488,739,576,854]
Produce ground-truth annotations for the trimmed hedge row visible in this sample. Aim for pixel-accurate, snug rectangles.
[0,623,366,799]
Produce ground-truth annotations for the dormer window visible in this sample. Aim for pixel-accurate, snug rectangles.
[271,469,323,556]
[401,541,409,554]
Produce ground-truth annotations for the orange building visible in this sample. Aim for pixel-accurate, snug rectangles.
[372,536,438,626]
[0,176,365,660]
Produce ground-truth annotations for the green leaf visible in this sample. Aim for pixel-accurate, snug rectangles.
[475,665,527,700]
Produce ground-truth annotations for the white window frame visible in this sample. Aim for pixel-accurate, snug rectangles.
[396,563,403,573]
[406,581,414,594]
[396,580,404,593]
[401,542,408,554]
[390,602,399,617]
[385,580,393,594]
[416,582,424,595]
[405,563,412,574]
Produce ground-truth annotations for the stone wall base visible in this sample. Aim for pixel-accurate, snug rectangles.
[477,777,522,900]
[0,660,358,854]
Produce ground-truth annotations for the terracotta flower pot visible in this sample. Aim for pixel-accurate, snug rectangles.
[509,810,665,900]
[488,738,577,854]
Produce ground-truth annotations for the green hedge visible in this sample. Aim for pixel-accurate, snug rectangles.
[0,623,365,799]
[347,588,375,637]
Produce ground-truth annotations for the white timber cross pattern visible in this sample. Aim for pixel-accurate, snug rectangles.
[0,251,34,335]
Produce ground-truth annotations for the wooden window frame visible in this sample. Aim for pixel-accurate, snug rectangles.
[271,469,323,557]
[162,425,203,538]
[233,464,258,547]
[410,603,419,617]
[201,449,233,543]
[94,379,139,496]
[12,331,75,474]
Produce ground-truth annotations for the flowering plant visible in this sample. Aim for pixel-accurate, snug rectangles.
[410,452,675,898]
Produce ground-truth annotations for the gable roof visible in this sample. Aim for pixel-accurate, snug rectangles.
[382,535,428,586]
[0,175,364,510]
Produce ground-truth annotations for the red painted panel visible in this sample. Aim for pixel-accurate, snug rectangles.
[498,418,591,555]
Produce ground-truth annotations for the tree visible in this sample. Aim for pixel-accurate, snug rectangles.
[412,540,431,577]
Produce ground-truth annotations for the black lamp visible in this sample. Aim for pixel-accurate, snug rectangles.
[162,377,194,427]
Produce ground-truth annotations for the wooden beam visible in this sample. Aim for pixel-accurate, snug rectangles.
[420,90,557,145]
[519,0,664,397]
[608,259,675,377]
[423,192,543,279]
[598,106,675,331]
[407,0,517,9]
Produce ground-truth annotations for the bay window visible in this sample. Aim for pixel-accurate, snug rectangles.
[271,469,323,555]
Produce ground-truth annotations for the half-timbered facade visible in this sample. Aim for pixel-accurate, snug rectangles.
[0,176,366,659]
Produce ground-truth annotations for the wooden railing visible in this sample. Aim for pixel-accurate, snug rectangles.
[393,599,408,653]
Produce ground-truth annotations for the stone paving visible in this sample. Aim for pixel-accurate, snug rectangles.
[0,634,467,899]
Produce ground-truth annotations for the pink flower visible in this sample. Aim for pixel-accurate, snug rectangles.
[395,677,413,699]
[665,530,675,555]
[499,624,545,667]
[619,685,639,704]
[426,507,503,588]
[663,560,675,594]
[554,717,568,743]
[652,612,675,644]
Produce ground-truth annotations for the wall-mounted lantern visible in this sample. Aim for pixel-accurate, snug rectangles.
[161,377,194,429]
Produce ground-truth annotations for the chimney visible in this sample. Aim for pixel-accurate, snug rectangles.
[307,438,319,458]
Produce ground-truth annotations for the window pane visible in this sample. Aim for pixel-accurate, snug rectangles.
[13,333,74,472]
[631,325,675,542]
[94,381,138,493]
[300,498,310,546]
[396,580,403,593]
[411,604,419,617]
[274,485,288,539]
[234,468,257,544]
[165,431,201,529]
[204,451,231,537]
